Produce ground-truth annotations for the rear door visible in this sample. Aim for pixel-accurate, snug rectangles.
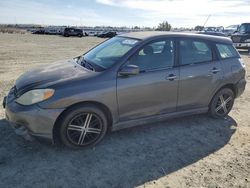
[117,38,179,121]
[177,38,223,111]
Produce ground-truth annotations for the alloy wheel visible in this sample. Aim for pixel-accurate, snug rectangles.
[215,94,233,115]
[66,113,103,146]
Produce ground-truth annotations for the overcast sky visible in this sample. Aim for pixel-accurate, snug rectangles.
[0,0,249,28]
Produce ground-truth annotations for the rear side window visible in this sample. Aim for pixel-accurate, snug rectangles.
[180,39,212,65]
[216,44,239,59]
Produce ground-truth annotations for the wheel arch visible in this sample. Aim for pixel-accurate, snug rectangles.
[209,84,235,118]
[52,101,113,144]
[218,83,237,97]
[209,83,237,106]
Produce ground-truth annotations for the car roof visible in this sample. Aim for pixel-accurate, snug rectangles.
[119,31,232,44]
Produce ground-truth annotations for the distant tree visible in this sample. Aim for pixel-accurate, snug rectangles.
[133,26,140,29]
[156,21,171,31]
[194,25,204,31]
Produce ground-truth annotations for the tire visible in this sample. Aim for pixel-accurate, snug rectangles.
[209,88,235,118]
[59,104,108,149]
[78,34,83,37]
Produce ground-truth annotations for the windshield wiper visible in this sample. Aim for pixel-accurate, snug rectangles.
[81,59,95,72]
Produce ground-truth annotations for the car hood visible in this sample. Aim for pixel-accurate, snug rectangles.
[15,59,94,94]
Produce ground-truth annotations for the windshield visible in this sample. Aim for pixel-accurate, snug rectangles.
[83,37,139,71]
[226,25,238,29]
[238,24,250,33]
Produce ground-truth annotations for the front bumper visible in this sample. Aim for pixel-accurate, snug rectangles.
[3,95,64,142]
[234,42,250,49]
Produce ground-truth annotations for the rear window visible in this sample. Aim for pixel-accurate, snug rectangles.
[216,44,239,59]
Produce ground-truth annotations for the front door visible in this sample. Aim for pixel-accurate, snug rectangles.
[117,39,179,121]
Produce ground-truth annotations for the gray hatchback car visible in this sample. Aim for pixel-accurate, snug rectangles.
[3,32,246,149]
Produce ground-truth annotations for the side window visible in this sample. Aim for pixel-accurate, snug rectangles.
[180,39,212,65]
[129,39,174,72]
[216,44,239,59]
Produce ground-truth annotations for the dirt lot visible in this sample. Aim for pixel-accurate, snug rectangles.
[0,33,249,188]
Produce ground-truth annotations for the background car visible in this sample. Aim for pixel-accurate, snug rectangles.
[197,31,226,37]
[44,27,60,35]
[223,25,239,36]
[97,31,117,38]
[86,31,96,36]
[32,29,45,34]
[63,27,84,37]
[231,23,250,53]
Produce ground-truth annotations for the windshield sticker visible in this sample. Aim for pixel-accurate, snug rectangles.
[122,39,138,45]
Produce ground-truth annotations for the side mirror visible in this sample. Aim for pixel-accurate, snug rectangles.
[119,64,139,76]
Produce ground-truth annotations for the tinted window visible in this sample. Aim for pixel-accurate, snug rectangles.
[129,39,174,72]
[180,39,212,65]
[216,44,239,59]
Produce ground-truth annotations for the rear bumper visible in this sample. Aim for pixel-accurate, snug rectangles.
[4,97,64,142]
[235,78,246,97]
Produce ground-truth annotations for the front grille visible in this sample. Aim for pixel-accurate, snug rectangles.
[232,36,241,43]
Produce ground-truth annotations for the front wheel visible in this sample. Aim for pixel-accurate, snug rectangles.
[209,88,235,118]
[59,105,108,149]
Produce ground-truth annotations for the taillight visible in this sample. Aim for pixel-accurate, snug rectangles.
[239,58,246,69]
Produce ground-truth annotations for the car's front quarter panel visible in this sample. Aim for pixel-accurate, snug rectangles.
[38,73,119,123]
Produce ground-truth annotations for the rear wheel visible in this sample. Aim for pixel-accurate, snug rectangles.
[209,88,235,118]
[59,105,108,149]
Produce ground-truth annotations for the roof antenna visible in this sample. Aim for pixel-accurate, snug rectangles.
[203,14,211,28]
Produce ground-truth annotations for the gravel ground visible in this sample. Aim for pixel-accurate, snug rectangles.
[0,33,249,188]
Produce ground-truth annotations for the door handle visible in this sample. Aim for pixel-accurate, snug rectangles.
[211,67,221,74]
[166,74,177,81]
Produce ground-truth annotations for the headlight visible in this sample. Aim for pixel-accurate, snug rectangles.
[245,39,250,43]
[15,89,55,105]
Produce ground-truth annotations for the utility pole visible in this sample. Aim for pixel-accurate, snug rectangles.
[14,16,17,27]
